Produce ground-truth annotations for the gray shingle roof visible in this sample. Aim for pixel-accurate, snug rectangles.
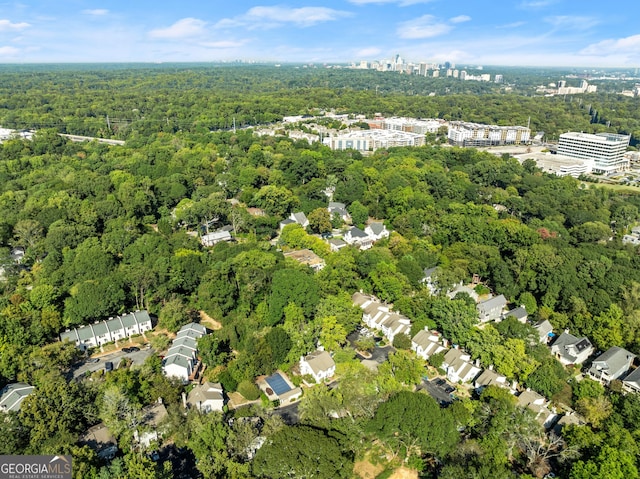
[0,382,34,412]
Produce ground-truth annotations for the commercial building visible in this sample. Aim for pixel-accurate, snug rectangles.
[557,132,630,174]
[447,121,530,147]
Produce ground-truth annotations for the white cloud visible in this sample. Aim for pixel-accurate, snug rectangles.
[149,18,207,39]
[199,40,248,49]
[243,6,351,28]
[545,16,599,30]
[355,47,382,57]
[349,0,434,5]
[520,0,556,8]
[580,34,640,55]
[82,9,109,16]
[0,19,30,31]
[0,45,19,55]
[450,15,471,24]
[497,21,526,29]
[397,15,452,39]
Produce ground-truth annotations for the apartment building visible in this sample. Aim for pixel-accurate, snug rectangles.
[447,121,531,147]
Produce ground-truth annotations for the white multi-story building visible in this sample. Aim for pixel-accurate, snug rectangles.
[448,121,530,147]
[382,117,443,135]
[558,132,630,174]
[324,129,425,152]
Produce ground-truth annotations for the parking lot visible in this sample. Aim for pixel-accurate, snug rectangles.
[71,345,155,379]
[419,378,455,406]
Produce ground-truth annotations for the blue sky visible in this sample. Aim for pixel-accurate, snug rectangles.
[0,0,638,66]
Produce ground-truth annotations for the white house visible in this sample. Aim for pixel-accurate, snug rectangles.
[365,222,389,241]
[588,346,636,385]
[186,382,224,413]
[343,226,373,250]
[201,230,232,247]
[290,212,309,229]
[442,348,481,384]
[299,350,336,383]
[328,202,351,223]
[550,332,594,365]
[477,295,507,323]
[411,330,447,360]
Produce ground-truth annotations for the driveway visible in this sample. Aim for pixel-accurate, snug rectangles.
[71,347,155,379]
[273,400,300,425]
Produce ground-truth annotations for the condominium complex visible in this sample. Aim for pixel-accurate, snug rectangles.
[447,121,531,147]
[379,117,444,134]
[323,129,425,152]
[558,132,630,174]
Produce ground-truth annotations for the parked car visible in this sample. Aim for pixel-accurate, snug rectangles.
[104,361,114,372]
[86,358,100,363]
[128,346,140,352]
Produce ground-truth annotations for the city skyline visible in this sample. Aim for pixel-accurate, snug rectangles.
[0,0,638,67]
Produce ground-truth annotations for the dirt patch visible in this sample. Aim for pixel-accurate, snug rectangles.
[227,391,259,410]
[199,310,222,330]
[353,460,384,479]
[388,467,419,479]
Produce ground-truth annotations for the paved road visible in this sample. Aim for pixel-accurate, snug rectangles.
[71,347,156,379]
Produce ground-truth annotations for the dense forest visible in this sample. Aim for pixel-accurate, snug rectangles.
[0,65,639,144]
[1,65,640,478]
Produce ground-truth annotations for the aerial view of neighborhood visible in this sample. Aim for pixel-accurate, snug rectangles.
[2,2,640,479]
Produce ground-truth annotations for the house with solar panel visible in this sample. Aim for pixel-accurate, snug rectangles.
[258,372,302,404]
[162,322,207,383]
[550,332,594,366]
[60,310,153,351]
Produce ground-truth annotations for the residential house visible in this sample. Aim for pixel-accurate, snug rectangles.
[299,350,336,383]
[517,389,557,428]
[477,294,507,323]
[0,382,34,413]
[474,368,511,394]
[442,349,481,384]
[503,306,528,324]
[284,249,326,272]
[186,382,224,413]
[279,218,296,231]
[411,330,447,360]
[258,372,302,404]
[60,310,153,351]
[162,322,207,382]
[553,412,585,436]
[80,424,118,460]
[534,320,554,344]
[352,293,411,343]
[328,238,347,252]
[343,226,373,250]
[622,367,640,394]
[135,401,168,448]
[10,246,25,263]
[201,230,232,247]
[328,202,351,223]
[290,212,309,228]
[446,284,479,301]
[420,267,439,294]
[365,222,389,241]
[588,346,636,384]
[551,332,594,365]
